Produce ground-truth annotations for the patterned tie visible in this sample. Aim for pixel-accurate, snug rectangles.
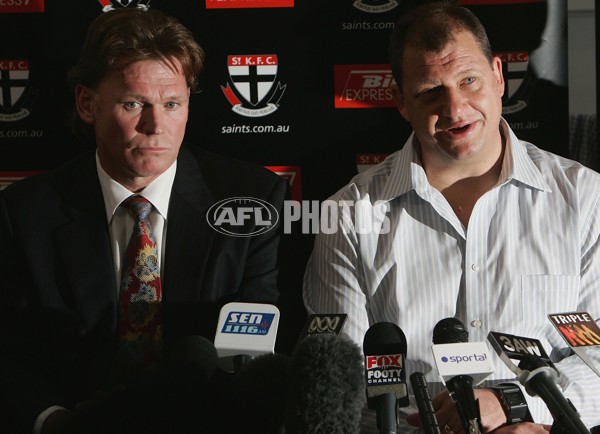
[113,195,163,384]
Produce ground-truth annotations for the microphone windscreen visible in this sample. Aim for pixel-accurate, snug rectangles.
[432,318,469,344]
[165,335,219,384]
[285,333,366,434]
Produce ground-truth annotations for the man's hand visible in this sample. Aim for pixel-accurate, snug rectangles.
[491,422,551,433]
[406,388,526,433]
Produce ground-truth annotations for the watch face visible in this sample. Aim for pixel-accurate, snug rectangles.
[506,392,526,406]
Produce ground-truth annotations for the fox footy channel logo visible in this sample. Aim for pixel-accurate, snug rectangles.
[221,311,276,335]
[207,197,279,237]
[365,354,405,385]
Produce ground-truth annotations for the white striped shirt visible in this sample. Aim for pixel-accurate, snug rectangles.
[303,120,600,430]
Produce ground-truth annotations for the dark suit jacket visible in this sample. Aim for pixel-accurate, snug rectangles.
[0,145,288,433]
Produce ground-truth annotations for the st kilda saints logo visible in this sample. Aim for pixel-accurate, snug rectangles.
[221,54,286,118]
[0,60,35,122]
[97,0,151,12]
[497,51,534,115]
[353,0,398,13]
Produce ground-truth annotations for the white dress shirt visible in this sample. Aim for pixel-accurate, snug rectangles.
[96,154,176,290]
[303,120,600,429]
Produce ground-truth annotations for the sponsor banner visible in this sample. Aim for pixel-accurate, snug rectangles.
[334,64,396,109]
[0,171,38,189]
[0,0,44,13]
[206,0,293,9]
[356,153,389,173]
[222,54,286,118]
[265,165,301,201]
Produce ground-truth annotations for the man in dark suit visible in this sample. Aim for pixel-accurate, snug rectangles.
[0,8,287,434]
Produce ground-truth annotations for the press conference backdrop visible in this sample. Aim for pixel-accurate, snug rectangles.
[0,0,569,343]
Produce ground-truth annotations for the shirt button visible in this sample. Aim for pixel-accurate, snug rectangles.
[471,263,480,271]
[470,319,482,329]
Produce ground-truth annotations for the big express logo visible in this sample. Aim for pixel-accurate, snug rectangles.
[334,64,396,109]
[221,54,286,118]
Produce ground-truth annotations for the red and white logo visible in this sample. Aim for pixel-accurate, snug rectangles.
[206,0,293,9]
[0,60,33,121]
[221,54,286,117]
[334,64,396,109]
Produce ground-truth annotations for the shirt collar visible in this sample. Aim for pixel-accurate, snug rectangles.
[96,152,177,222]
[379,118,551,203]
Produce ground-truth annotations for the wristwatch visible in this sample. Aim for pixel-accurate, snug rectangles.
[488,383,531,424]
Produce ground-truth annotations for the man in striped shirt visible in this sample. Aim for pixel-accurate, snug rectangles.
[303,3,600,433]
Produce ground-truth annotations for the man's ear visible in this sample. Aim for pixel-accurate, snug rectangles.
[75,85,96,125]
[492,56,505,98]
[392,84,410,122]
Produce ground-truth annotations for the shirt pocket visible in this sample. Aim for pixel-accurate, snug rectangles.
[520,274,580,339]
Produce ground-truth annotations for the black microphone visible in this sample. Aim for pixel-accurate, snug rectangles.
[285,333,366,434]
[488,331,590,434]
[227,352,291,434]
[432,318,483,434]
[410,372,442,434]
[363,322,409,434]
[518,354,590,434]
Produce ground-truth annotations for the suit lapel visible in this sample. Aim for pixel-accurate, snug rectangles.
[163,148,216,302]
[53,154,117,330]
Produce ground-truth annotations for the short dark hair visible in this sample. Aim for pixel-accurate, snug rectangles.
[67,8,204,141]
[389,1,493,89]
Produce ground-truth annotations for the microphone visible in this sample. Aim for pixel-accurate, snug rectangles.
[488,331,591,434]
[363,322,409,434]
[213,301,280,373]
[432,318,493,434]
[228,352,291,434]
[164,335,219,385]
[285,333,366,434]
[409,372,442,434]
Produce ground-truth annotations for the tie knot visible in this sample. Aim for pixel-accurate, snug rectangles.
[122,195,153,222]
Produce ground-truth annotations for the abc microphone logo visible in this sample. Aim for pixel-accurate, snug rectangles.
[365,354,404,385]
